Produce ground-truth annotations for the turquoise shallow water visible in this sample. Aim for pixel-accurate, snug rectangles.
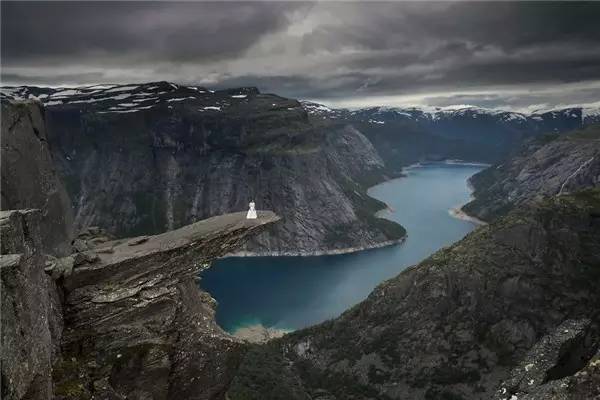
[199,163,485,333]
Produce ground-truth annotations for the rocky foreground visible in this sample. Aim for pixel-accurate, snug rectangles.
[228,190,600,400]
[1,99,282,400]
[1,207,279,400]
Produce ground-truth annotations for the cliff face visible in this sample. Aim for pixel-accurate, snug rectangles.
[1,209,64,400]
[463,125,600,221]
[1,206,279,400]
[1,99,282,400]
[229,190,600,400]
[1,101,74,256]
[1,83,404,254]
[0,100,72,399]
[53,211,279,400]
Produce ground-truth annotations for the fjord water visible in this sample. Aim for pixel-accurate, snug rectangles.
[200,163,485,334]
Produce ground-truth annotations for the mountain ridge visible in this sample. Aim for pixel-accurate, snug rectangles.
[463,124,600,222]
[0,86,406,255]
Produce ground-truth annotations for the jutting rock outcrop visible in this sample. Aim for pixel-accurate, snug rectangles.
[53,211,279,400]
[0,99,282,400]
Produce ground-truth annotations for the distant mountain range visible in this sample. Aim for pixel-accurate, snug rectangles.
[302,100,600,167]
[2,83,598,127]
[4,82,598,169]
[301,100,600,127]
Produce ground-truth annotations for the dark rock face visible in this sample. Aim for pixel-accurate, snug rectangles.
[464,125,600,221]
[53,211,279,400]
[493,319,600,399]
[228,191,600,400]
[1,101,74,256]
[1,83,404,254]
[0,209,63,400]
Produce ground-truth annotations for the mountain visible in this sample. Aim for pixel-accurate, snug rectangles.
[3,84,596,253]
[2,97,599,400]
[228,189,600,400]
[0,100,282,400]
[463,124,600,221]
[0,84,405,255]
[302,101,600,170]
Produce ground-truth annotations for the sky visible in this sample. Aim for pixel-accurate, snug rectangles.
[2,1,600,111]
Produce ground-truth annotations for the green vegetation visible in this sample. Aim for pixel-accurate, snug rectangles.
[52,357,91,400]
[562,123,600,140]
[532,123,600,145]
[336,175,407,243]
[565,187,600,212]
[227,343,310,400]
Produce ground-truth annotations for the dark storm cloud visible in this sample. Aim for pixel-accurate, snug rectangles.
[2,1,600,109]
[1,1,304,63]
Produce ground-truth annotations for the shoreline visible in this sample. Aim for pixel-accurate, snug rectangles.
[217,160,489,340]
[225,159,489,258]
[448,173,488,226]
[224,236,406,258]
[231,323,290,344]
[448,207,487,225]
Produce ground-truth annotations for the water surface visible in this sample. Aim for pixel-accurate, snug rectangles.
[200,163,484,333]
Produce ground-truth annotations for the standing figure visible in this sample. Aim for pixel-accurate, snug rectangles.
[246,201,257,219]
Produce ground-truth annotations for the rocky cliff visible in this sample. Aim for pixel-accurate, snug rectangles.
[52,211,279,400]
[228,190,600,399]
[1,99,282,400]
[1,209,64,400]
[463,124,600,221]
[1,100,73,256]
[1,83,404,255]
[1,205,279,400]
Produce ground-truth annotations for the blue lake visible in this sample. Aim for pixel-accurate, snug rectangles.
[199,163,485,334]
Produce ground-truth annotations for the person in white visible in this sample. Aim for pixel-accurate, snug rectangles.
[246,201,257,219]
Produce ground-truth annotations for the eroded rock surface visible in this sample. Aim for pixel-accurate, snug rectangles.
[0,209,63,400]
[53,211,279,400]
[493,319,599,399]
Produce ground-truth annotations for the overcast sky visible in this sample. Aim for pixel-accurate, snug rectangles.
[2,1,600,111]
